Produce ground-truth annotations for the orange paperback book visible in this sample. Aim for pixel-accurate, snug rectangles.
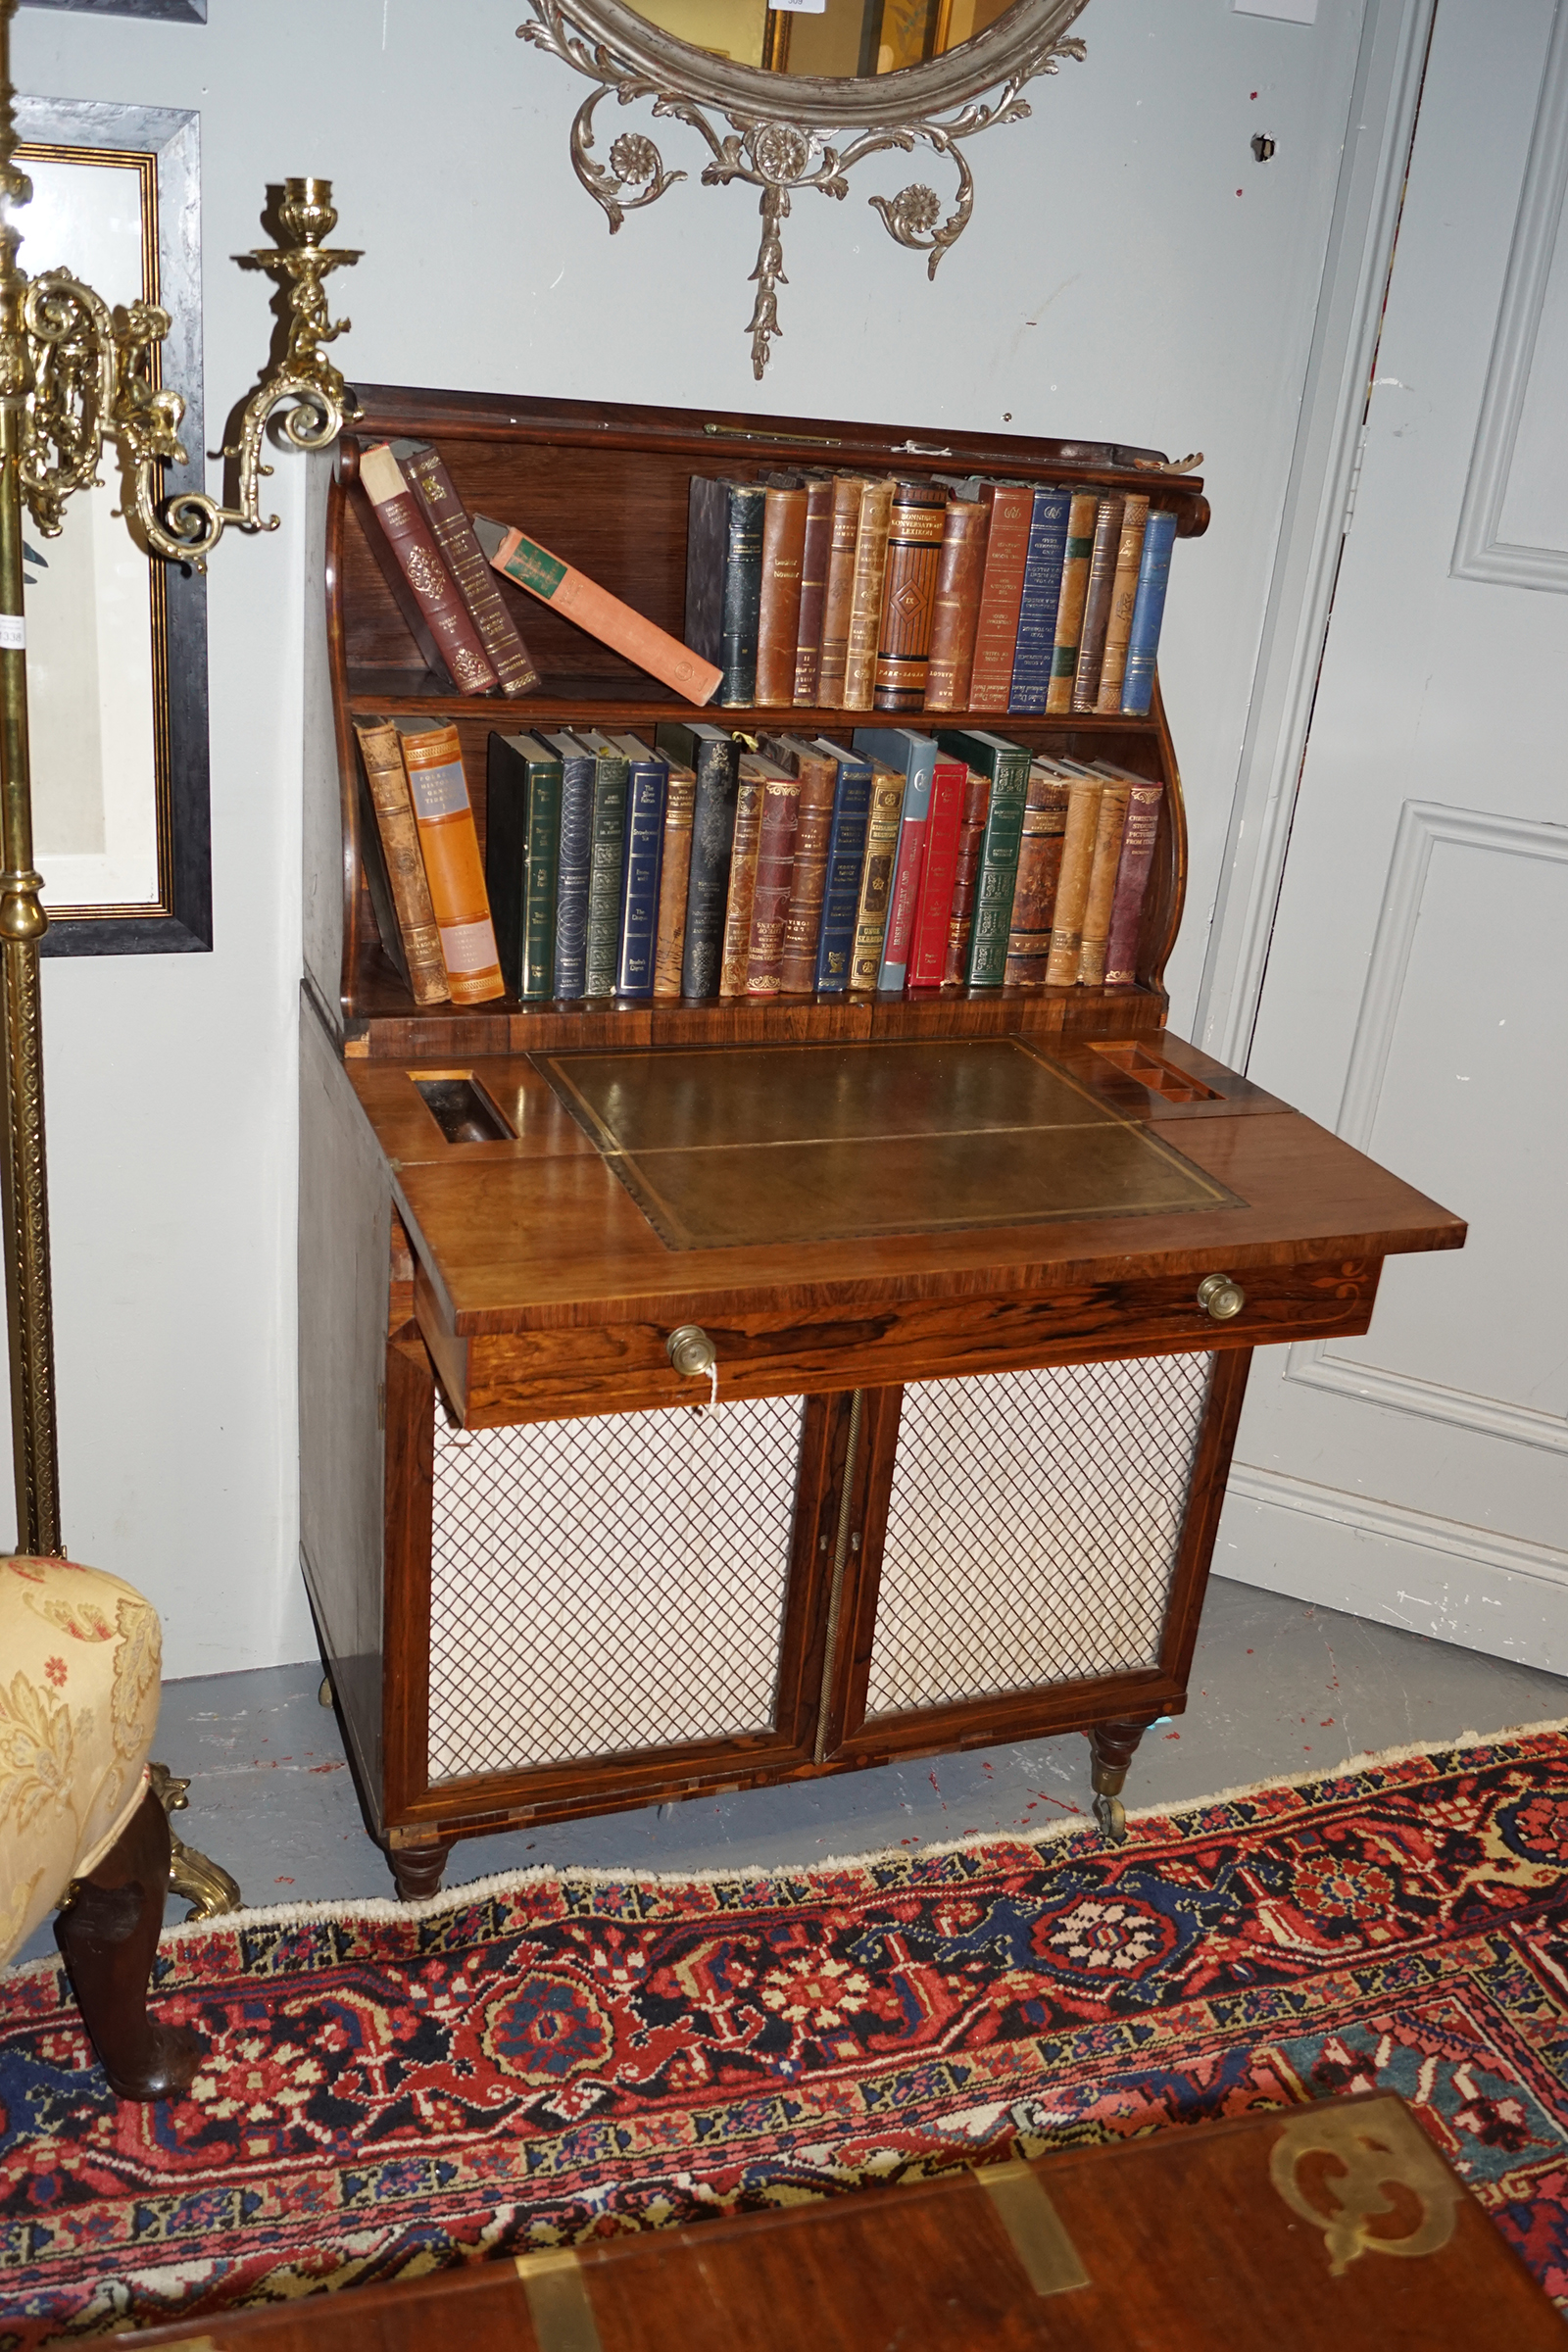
[473,515,722,705]
[394,722,505,1004]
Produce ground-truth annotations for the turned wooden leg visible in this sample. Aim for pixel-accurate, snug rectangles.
[1087,1717,1157,1847]
[390,1838,451,1901]
[55,1787,202,2102]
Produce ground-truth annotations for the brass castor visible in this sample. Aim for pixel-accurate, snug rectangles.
[1093,1791,1127,1845]
[318,1676,333,1709]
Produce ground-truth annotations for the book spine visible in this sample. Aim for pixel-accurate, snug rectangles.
[353,719,450,1005]
[876,784,929,990]
[842,479,895,711]
[1095,494,1151,711]
[1070,496,1126,711]
[1077,779,1132,985]
[964,749,1030,987]
[793,476,834,705]
[816,477,865,708]
[967,484,1033,713]
[1120,509,1179,716]
[718,768,766,997]
[521,763,562,1000]
[483,732,527,995]
[1102,779,1164,986]
[717,484,767,706]
[1006,487,1071,714]
[584,757,630,995]
[906,756,967,987]
[1044,778,1102,985]
[848,767,906,989]
[872,479,947,711]
[1003,771,1070,987]
[399,728,505,1003]
[614,760,666,997]
[360,446,498,695]
[755,486,808,708]
[777,753,838,993]
[680,741,740,999]
[745,775,802,994]
[402,444,542,697]
[553,749,595,1000]
[943,769,991,985]
[483,520,722,704]
[1046,489,1100,715]
[922,502,989,711]
[653,766,696,998]
[814,764,874,993]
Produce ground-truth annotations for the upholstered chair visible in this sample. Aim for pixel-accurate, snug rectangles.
[1,1553,204,2099]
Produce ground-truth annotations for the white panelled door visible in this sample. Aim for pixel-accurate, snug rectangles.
[1214,0,1568,1667]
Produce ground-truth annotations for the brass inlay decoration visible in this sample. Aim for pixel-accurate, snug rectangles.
[976,2158,1091,2297]
[515,2248,605,2352]
[1269,2099,1463,2276]
[539,1036,1238,1252]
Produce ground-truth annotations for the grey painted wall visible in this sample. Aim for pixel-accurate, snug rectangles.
[10,0,1366,1674]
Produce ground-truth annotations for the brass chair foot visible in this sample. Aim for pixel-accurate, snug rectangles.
[149,1760,242,1921]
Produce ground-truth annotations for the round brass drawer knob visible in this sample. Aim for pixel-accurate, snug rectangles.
[1198,1273,1247,1322]
[666,1323,717,1379]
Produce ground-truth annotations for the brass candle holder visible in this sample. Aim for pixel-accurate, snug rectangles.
[0,0,361,1552]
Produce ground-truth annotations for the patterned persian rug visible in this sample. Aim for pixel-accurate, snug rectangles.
[6,1725,1568,2343]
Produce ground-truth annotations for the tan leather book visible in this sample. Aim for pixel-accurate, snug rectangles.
[1043,775,1102,986]
[718,756,772,997]
[848,762,907,990]
[352,718,450,1006]
[1046,488,1100,714]
[1071,496,1125,712]
[755,483,809,708]
[473,514,722,705]
[393,721,505,1004]
[1095,494,1151,712]
[745,769,803,994]
[842,478,895,711]
[793,475,834,706]
[1004,762,1071,988]
[816,476,867,708]
[923,500,990,711]
[358,443,498,696]
[1076,778,1132,984]
[872,478,948,711]
[943,767,992,985]
[652,750,696,998]
[760,734,840,993]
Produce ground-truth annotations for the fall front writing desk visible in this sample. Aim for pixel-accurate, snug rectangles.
[300,1019,1462,1897]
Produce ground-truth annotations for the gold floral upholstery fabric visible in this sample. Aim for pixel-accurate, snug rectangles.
[0,1555,161,1969]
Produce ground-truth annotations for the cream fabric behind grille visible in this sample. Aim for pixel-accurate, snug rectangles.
[865,1354,1214,1716]
[427,1395,803,1781]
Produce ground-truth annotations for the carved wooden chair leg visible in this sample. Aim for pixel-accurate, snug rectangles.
[390,1838,452,1901]
[54,1787,203,2102]
[1088,1717,1155,1846]
[149,1761,243,1921]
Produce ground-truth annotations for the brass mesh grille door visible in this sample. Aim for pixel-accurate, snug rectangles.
[862,1355,1215,1718]
[427,1395,805,1780]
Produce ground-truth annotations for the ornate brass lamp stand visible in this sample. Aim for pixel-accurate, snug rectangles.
[0,0,360,1558]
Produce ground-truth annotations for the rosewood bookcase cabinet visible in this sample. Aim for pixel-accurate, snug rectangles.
[299,384,1463,1898]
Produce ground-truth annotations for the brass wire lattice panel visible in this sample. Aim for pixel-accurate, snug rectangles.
[865,1355,1215,1716]
[427,1395,804,1780]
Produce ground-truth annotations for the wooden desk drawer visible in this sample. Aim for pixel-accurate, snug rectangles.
[416,1253,1380,1428]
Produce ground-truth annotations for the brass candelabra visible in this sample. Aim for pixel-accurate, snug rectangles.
[0,0,361,1553]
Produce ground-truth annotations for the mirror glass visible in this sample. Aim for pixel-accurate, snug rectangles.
[632,0,1017,75]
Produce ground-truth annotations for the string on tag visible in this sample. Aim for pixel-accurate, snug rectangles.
[701,1360,719,1417]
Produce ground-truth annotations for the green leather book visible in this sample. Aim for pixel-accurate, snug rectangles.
[934,727,1032,987]
[571,730,631,996]
[485,730,562,1002]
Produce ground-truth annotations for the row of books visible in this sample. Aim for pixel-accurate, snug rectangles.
[355,717,1163,1011]
[684,471,1178,720]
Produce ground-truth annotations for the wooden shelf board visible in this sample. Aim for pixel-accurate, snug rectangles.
[343,673,1168,733]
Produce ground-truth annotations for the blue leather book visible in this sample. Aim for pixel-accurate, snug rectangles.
[853,726,937,991]
[484,730,561,1002]
[810,740,873,995]
[656,719,740,999]
[611,734,667,998]
[1120,508,1179,716]
[1007,486,1072,714]
[544,730,595,999]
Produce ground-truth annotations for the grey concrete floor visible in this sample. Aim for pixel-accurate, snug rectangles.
[11,1575,1568,1971]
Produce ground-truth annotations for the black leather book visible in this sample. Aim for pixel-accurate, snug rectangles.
[656,719,740,999]
[686,477,766,707]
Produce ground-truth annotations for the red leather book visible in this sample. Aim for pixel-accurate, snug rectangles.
[906,754,967,987]
[760,733,839,994]
[745,768,803,995]
[923,500,990,711]
[967,483,1033,714]
[395,439,542,698]
[1095,765,1165,987]
[942,767,992,984]
[793,475,835,705]
[357,443,498,696]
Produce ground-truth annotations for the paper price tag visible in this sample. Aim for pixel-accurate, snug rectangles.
[770,0,827,15]
[0,614,24,652]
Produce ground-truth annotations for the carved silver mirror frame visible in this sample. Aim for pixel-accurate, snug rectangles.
[517,0,1091,377]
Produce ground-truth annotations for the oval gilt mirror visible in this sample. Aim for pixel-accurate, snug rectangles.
[516,0,1092,375]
